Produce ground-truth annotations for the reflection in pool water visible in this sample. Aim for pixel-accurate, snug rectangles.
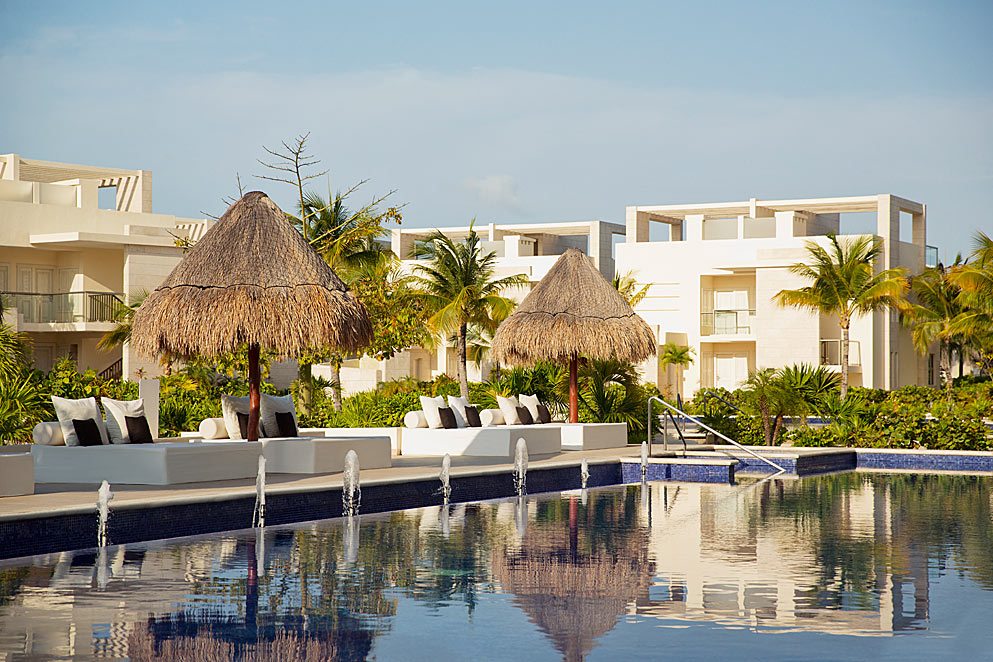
[2,473,993,660]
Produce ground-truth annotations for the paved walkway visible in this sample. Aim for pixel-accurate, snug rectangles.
[0,448,640,521]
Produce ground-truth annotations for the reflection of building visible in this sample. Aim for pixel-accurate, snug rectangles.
[0,154,213,378]
[634,478,930,636]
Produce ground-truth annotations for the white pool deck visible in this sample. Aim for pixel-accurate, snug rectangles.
[0,447,646,522]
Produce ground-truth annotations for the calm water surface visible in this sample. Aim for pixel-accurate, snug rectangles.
[2,473,993,660]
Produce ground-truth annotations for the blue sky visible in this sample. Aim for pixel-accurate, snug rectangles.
[1,1,991,259]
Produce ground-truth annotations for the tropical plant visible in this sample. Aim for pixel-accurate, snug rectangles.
[412,226,528,399]
[658,342,694,399]
[612,271,650,307]
[778,363,840,417]
[950,231,993,374]
[0,373,50,443]
[739,368,806,445]
[576,359,659,441]
[899,262,966,399]
[774,234,909,398]
[0,323,31,383]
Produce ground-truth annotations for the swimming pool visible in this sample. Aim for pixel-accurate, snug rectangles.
[2,472,992,660]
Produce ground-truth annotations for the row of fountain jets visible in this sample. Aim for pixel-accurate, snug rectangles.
[95,439,653,549]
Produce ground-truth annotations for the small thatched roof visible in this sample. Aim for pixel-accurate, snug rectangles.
[491,248,656,365]
[131,191,372,359]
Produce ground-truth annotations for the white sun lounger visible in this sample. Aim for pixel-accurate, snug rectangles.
[254,436,392,474]
[31,441,262,485]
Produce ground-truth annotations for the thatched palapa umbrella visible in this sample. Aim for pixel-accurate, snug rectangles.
[491,248,656,423]
[131,191,372,440]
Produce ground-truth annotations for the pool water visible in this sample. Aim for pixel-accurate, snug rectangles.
[2,473,993,660]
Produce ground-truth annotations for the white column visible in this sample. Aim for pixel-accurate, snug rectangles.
[139,379,161,439]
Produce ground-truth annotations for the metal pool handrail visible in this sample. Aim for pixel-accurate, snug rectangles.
[648,396,786,474]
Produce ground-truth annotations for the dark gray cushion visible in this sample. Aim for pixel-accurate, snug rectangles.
[536,404,552,424]
[464,405,482,428]
[275,410,298,437]
[124,415,154,444]
[516,406,534,425]
[438,407,458,429]
[72,418,104,446]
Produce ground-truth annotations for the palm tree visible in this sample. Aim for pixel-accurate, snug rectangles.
[774,234,908,398]
[294,187,400,412]
[658,342,694,399]
[98,291,172,377]
[740,368,805,445]
[412,227,528,398]
[612,271,650,307]
[900,263,965,399]
[950,231,993,374]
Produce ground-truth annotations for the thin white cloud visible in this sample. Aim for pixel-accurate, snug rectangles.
[0,63,990,253]
[464,174,522,212]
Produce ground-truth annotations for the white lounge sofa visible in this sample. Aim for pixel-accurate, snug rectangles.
[255,436,392,474]
[401,424,560,458]
[31,441,262,485]
[0,453,34,496]
[299,426,403,454]
[555,423,628,450]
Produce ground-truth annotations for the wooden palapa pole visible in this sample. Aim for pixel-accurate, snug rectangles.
[248,343,261,441]
[569,352,579,424]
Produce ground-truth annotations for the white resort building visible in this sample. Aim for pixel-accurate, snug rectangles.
[0,154,212,379]
[324,220,626,393]
[622,194,936,396]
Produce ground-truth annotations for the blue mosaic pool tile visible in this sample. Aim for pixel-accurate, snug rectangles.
[856,451,993,472]
[620,461,734,484]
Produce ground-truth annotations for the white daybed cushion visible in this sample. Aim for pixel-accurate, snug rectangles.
[518,394,542,422]
[479,408,504,427]
[221,395,253,439]
[260,393,297,438]
[496,396,522,426]
[32,421,65,446]
[419,395,447,429]
[404,410,428,429]
[102,398,146,444]
[447,396,471,428]
[199,417,229,439]
[52,396,109,447]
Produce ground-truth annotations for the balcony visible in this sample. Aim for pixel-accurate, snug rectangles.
[1,291,126,326]
[700,309,754,336]
[820,339,861,367]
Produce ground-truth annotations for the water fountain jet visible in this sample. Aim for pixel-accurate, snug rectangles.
[580,458,590,490]
[343,450,361,517]
[253,455,267,528]
[514,439,528,497]
[440,453,452,505]
[97,481,113,548]
[640,441,649,481]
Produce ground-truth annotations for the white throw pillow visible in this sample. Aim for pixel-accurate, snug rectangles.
[52,396,108,447]
[419,395,447,429]
[199,417,229,439]
[404,410,428,429]
[102,398,146,444]
[260,393,298,438]
[518,394,541,423]
[221,395,253,439]
[447,395,471,428]
[496,395,522,425]
[32,421,65,445]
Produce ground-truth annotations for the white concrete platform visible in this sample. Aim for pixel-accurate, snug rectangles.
[300,426,403,454]
[557,423,628,451]
[260,436,392,474]
[31,441,261,486]
[0,453,34,496]
[401,425,560,458]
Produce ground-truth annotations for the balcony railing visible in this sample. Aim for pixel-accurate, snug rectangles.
[0,291,126,324]
[700,309,754,336]
[820,339,861,366]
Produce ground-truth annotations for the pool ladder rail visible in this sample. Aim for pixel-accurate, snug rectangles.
[647,396,786,474]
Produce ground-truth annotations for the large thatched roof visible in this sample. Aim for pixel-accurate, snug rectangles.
[491,248,656,365]
[131,191,372,359]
